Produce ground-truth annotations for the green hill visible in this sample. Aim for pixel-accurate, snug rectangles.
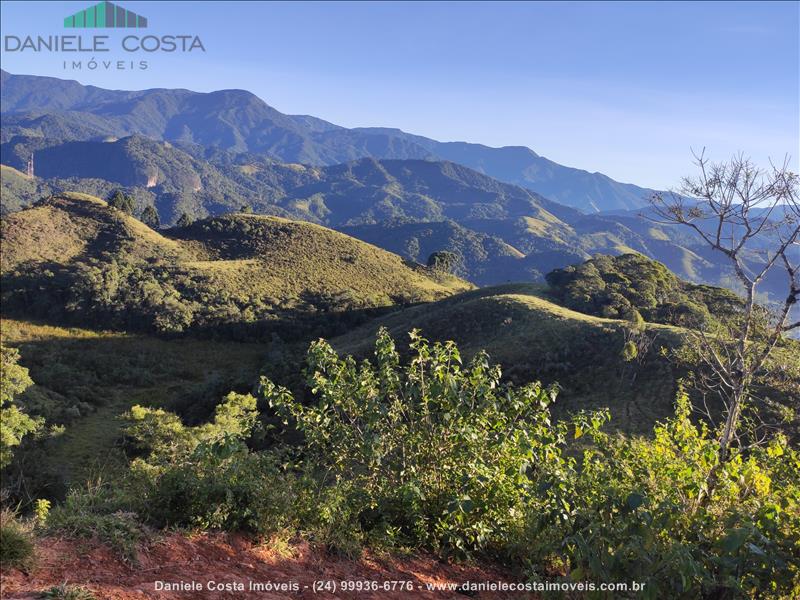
[332,283,683,433]
[1,193,470,336]
[0,164,40,214]
[332,280,799,435]
[545,253,745,328]
[0,137,788,302]
[340,220,532,285]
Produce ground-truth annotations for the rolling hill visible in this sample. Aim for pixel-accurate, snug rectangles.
[332,279,799,435]
[1,193,470,336]
[340,220,532,285]
[332,283,684,433]
[1,137,785,299]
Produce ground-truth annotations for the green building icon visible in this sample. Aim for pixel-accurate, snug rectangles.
[64,1,147,28]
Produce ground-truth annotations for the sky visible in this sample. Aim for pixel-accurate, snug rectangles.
[1,0,798,189]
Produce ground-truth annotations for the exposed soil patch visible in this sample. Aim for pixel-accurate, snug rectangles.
[1,534,534,599]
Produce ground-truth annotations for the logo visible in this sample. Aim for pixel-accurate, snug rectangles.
[3,1,205,72]
[64,1,147,29]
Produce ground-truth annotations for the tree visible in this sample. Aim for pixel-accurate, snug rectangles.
[140,205,161,229]
[175,212,193,228]
[240,204,253,214]
[108,190,135,215]
[427,250,459,274]
[649,151,799,464]
[0,346,41,468]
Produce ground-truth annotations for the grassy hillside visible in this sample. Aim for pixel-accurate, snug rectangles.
[1,318,268,495]
[1,137,785,301]
[340,220,533,284]
[1,193,470,336]
[333,283,684,434]
[0,164,38,214]
[1,73,790,303]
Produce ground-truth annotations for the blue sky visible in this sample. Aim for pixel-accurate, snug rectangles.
[1,0,797,189]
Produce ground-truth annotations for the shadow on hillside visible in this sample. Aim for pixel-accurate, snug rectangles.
[1,263,413,343]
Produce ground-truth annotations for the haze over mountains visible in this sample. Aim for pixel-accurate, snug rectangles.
[1,70,656,212]
[1,70,787,300]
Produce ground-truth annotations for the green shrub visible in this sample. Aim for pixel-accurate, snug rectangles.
[130,441,298,534]
[264,327,602,557]
[46,481,144,563]
[0,508,35,570]
[123,393,297,535]
[522,391,800,598]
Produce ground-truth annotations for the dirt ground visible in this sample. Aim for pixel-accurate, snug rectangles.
[0,533,536,599]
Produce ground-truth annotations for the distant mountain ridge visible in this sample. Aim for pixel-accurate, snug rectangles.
[0,133,786,298]
[1,70,657,212]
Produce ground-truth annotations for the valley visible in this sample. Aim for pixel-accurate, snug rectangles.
[1,61,798,599]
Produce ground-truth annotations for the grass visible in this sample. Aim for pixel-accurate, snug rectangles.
[1,164,39,215]
[174,213,471,306]
[0,508,35,570]
[1,318,268,488]
[2,195,471,331]
[333,283,685,434]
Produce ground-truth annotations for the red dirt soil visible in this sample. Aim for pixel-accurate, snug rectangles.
[0,534,536,599]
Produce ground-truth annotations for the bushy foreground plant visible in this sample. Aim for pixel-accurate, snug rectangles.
[520,391,800,598]
[121,393,298,535]
[39,330,799,597]
[0,507,35,570]
[46,480,144,562]
[264,328,600,557]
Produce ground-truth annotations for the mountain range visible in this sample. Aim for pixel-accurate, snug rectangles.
[1,70,787,300]
[1,70,656,212]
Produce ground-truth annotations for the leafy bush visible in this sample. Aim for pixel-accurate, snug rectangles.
[122,393,297,535]
[522,391,800,598]
[264,327,597,557]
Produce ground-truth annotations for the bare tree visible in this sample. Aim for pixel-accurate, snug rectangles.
[649,150,799,463]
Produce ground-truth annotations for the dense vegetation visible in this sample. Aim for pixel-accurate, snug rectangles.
[1,196,798,597]
[1,91,798,595]
[546,253,744,328]
[3,331,797,597]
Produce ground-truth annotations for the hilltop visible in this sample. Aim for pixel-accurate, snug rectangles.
[1,193,470,336]
[332,283,684,433]
[2,138,779,300]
